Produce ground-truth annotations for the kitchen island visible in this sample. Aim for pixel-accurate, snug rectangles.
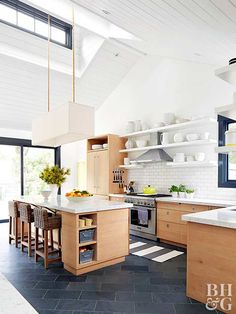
[13,196,132,276]
[182,208,236,313]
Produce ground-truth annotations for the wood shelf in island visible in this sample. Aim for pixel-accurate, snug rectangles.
[79,225,97,230]
[79,241,97,247]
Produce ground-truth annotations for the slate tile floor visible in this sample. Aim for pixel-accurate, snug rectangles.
[0,223,221,314]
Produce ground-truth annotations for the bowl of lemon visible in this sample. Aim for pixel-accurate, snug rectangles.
[65,189,93,202]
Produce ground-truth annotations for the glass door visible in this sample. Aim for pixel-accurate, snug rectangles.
[23,147,55,195]
[0,145,21,220]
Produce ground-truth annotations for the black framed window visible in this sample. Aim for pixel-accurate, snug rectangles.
[0,0,72,49]
[218,115,236,188]
[0,137,60,195]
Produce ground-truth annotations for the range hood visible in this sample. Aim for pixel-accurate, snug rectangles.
[135,149,172,163]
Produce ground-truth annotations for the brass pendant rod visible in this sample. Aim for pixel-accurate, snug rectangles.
[72,8,75,103]
[48,15,51,112]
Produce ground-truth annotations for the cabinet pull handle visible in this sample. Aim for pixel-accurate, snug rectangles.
[166,211,169,215]
[166,224,169,228]
[192,207,195,211]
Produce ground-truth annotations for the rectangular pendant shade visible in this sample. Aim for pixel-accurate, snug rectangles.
[32,102,94,147]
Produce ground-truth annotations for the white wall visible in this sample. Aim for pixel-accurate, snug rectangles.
[94,55,236,200]
[95,56,235,134]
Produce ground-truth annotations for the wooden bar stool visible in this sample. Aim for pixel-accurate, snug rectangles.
[8,201,20,247]
[34,207,61,268]
[18,203,34,257]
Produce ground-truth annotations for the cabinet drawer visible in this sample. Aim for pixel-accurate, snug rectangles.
[157,221,180,243]
[157,202,209,213]
[158,208,186,224]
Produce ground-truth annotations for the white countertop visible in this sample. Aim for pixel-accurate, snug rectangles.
[182,207,236,229]
[109,194,126,198]
[13,195,133,214]
[109,194,236,207]
[155,197,236,207]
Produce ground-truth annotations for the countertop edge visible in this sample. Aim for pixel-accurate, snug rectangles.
[182,208,236,229]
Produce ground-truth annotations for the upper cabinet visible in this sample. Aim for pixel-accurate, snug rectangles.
[87,134,127,196]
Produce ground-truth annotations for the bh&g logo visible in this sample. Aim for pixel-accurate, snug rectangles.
[206,284,232,312]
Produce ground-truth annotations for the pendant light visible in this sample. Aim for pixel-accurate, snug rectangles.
[32,10,94,147]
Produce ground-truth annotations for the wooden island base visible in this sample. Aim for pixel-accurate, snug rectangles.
[187,222,236,313]
[64,257,125,276]
[61,208,129,276]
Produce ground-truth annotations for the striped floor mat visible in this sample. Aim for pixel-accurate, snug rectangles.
[129,239,184,263]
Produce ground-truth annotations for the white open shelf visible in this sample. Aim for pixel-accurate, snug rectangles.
[166,161,217,168]
[119,139,217,153]
[215,63,236,86]
[215,146,236,154]
[119,164,143,169]
[120,117,216,138]
[215,103,236,120]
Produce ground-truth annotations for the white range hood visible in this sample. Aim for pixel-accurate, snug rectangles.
[32,102,94,147]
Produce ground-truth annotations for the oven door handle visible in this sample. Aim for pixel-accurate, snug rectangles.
[132,206,155,211]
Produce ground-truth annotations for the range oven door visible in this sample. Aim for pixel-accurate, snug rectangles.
[130,205,156,235]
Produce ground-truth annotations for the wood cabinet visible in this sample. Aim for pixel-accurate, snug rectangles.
[109,196,125,202]
[187,222,236,313]
[87,150,109,195]
[87,134,127,196]
[97,209,129,262]
[61,208,129,276]
[157,201,220,246]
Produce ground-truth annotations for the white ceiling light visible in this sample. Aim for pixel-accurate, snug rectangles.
[32,11,94,147]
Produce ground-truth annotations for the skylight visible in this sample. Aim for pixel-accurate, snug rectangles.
[0,0,72,49]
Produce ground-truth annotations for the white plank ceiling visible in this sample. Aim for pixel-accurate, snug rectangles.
[2,0,236,131]
[74,0,236,65]
[0,18,140,130]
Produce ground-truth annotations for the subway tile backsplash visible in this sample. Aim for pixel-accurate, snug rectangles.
[128,162,236,201]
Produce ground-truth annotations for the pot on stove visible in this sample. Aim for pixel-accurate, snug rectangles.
[143,185,156,195]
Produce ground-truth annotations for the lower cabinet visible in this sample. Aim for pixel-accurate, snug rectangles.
[158,221,181,243]
[97,209,129,262]
[157,202,218,246]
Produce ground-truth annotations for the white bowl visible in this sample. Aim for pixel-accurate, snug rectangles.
[103,143,108,149]
[66,196,93,202]
[195,152,205,162]
[136,140,148,148]
[41,190,51,199]
[92,144,103,150]
[186,134,200,141]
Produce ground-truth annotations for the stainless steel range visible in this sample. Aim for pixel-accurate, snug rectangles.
[125,193,171,240]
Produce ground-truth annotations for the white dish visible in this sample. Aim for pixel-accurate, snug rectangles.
[186,134,200,141]
[103,143,108,149]
[66,196,93,202]
[173,133,184,143]
[136,140,148,148]
[92,144,103,150]
[194,152,205,162]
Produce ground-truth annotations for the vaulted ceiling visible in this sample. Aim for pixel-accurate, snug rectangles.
[74,0,236,65]
[2,0,236,131]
